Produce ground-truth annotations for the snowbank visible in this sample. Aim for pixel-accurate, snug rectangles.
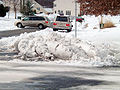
[0,29,120,66]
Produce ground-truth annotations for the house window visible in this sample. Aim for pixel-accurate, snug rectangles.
[60,10,64,15]
[58,10,64,15]
[61,11,63,14]
[66,10,71,15]
[37,8,40,11]
[54,4,56,7]
[58,10,60,13]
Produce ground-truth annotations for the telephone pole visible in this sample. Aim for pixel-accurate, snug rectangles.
[75,0,77,38]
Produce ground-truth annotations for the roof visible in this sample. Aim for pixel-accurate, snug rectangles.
[44,8,53,13]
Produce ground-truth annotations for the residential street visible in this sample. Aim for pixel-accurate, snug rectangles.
[0,61,120,90]
[0,28,39,38]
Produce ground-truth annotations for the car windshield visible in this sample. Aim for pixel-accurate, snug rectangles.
[56,16,68,22]
[46,17,50,21]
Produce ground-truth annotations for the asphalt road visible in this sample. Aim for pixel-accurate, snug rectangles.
[0,28,40,38]
[0,61,120,90]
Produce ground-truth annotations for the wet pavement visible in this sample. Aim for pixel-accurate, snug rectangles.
[0,61,120,90]
[0,28,39,38]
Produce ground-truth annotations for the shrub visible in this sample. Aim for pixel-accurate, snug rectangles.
[5,6,10,12]
[103,21,115,28]
[0,4,6,17]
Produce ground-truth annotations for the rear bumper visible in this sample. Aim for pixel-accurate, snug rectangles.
[53,28,72,30]
[53,26,72,30]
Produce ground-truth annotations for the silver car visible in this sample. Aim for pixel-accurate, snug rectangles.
[52,16,72,32]
[15,16,51,29]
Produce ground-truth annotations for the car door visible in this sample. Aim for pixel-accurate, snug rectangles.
[21,17,30,26]
[29,17,44,27]
[28,17,36,27]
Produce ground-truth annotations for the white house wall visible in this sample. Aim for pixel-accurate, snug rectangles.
[53,0,80,16]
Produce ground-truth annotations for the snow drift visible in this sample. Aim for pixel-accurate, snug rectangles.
[0,29,120,66]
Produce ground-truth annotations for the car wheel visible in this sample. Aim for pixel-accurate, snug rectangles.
[67,29,71,32]
[53,29,58,31]
[17,23,24,28]
[38,24,44,29]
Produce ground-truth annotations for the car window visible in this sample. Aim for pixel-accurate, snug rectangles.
[26,17,45,21]
[29,17,34,20]
[46,17,50,21]
[36,17,45,20]
[23,17,29,21]
[56,16,68,22]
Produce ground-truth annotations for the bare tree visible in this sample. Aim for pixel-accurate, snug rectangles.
[3,0,20,19]
[3,0,11,18]
[12,0,20,19]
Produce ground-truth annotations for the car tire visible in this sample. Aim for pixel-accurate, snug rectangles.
[38,24,44,29]
[53,29,58,31]
[67,29,71,32]
[17,23,24,28]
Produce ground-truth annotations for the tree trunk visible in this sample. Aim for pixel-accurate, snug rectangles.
[14,5,17,19]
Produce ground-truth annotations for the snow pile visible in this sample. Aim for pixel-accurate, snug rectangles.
[0,30,120,66]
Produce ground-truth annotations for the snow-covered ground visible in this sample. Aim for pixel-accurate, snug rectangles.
[0,13,120,67]
[0,13,22,31]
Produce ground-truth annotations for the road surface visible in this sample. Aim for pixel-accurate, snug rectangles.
[0,28,40,38]
[0,60,120,90]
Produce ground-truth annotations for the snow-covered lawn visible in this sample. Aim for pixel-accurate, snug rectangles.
[0,13,120,67]
[0,13,21,31]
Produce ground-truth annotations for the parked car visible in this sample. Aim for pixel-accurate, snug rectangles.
[15,16,51,29]
[52,16,73,32]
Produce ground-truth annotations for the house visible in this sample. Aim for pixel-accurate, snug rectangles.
[53,0,80,16]
[1,0,53,14]
[44,8,53,14]
[20,0,53,14]
[31,0,51,14]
